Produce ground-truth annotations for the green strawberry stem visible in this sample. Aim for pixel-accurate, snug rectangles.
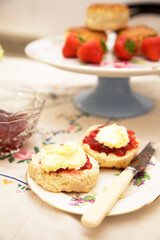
[100,39,107,53]
[77,35,85,43]
[124,39,136,54]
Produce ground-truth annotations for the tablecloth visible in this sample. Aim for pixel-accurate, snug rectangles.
[0,56,160,240]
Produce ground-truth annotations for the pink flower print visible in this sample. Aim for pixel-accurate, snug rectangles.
[133,170,150,187]
[14,150,33,160]
[67,126,75,131]
[109,60,133,68]
[94,60,134,68]
[69,194,96,207]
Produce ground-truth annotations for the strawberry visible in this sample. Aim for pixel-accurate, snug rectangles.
[77,39,103,64]
[62,33,82,58]
[114,36,138,60]
[141,36,160,61]
[91,39,107,54]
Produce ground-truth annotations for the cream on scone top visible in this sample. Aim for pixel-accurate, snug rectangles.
[32,143,87,173]
[95,123,129,149]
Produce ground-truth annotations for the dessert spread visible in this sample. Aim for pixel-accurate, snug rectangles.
[81,123,140,169]
[83,124,138,157]
[62,3,160,62]
[28,142,99,193]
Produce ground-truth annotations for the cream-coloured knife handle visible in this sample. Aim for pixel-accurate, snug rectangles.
[81,169,134,228]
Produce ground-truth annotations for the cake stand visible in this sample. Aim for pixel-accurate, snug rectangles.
[25,35,160,118]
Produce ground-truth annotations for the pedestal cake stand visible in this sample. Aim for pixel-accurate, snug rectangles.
[25,35,160,118]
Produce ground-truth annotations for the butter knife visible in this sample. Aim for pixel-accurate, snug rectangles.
[81,142,157,228]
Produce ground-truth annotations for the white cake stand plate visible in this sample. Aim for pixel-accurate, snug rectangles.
[25,35,160,118]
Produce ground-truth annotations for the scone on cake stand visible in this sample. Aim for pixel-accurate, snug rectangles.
[73,3,154,118]
[25,3,160,118]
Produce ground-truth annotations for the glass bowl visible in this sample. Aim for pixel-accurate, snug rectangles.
[0,81,46,156]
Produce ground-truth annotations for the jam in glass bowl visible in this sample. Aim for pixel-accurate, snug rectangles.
[0,81,46,156]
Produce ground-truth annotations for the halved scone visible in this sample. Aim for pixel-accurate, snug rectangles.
[80,124,140,169]
[28,143,99,193]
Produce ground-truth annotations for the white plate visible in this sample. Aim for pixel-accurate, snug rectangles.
[25,35,160,77]
[26,155,160,216]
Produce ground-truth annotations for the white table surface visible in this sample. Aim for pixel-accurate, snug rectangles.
[0,56,160,240]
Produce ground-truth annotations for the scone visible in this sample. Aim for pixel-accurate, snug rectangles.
[65,26,107,42]
[28,143,99,193]
[117,25,158,51]
[86,3,129,31]
[81,123,140,169]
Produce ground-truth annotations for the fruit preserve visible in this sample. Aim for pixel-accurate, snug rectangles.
[52,154,92,174]
[0,110,28,155]
[83,125,138,157]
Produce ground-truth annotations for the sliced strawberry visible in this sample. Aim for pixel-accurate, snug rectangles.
[141,36,160,61]
[77,40,103,64]
[62,33,82,58]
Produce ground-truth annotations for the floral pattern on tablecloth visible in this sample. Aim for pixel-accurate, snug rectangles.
[0,173,30,193]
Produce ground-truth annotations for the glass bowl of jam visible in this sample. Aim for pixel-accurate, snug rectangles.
[0,81,46,156]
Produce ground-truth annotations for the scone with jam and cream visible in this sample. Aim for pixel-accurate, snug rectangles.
[81,123,139,169]
[28,143,99,193]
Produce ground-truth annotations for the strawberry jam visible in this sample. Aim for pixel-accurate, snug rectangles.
[0,110,28,155]
[80,154,92,170]
[83,125,138,157]
[49,154,92,175]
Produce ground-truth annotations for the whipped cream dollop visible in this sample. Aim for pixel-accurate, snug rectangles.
[95,123,129,148]
[37,143,87,172]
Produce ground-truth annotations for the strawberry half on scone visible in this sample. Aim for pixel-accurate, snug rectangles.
[28,143,99,193]
[81,123,140,169]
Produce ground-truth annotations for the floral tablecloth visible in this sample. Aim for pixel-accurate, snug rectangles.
[0,56,160,240]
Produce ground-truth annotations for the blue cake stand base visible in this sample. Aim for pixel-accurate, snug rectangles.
[74,76,153,118]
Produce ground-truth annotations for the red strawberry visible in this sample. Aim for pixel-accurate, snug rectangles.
[77,39,103,64]
[114,36,138,60]
[91,39,107,54]
[62,33,82,58]
[141,36,160,61]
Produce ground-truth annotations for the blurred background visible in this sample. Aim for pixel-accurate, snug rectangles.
[0,0,159,56]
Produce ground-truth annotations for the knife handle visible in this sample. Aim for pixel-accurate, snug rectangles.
[81,169,134,228]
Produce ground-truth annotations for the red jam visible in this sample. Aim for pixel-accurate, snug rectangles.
[80,154,92,170]
[0,110,28,154]
[49,154,92,175]
[83,125,139,157]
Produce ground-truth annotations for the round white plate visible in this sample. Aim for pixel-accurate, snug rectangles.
[25,35,160,77]
[26,156,160,216]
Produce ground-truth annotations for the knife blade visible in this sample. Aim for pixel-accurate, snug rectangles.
[81,142,157,228]
[127,142,157,175]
